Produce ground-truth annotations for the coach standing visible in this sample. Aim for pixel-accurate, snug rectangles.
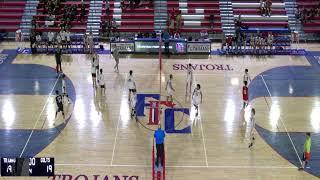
[154,125,166,167]
[55,48,62,76]
[163,29,170,58]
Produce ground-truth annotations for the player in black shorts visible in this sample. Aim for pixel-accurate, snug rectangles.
[55,90,65,121]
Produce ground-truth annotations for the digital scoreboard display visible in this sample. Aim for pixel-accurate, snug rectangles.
[1,157,54,176]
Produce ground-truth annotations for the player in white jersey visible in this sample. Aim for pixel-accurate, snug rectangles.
[243,69,251,85]
[113,46,120,72]
[165,74,175,102]
[128,70,136,101]
[91,58,97,88]
[186,63,193,96]
[248,108,256,148]
[15,29,22,52]
[130,89,137,121]
[93,52,99,73]
[98,69,105,95]
[192,84,203,117]
[267,32,274,50]
[61,74,70,103]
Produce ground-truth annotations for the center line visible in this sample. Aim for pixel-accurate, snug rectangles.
[110,73,128,166]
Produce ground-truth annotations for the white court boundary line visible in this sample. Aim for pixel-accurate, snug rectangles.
[110,73,128,166]
[260,75,303,166]
[199,114,209,167]
[193,77,209,167]
[19,74,61,157]
[55,163,296,169]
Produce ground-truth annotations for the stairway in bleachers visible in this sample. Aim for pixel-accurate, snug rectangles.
[232,0,289,34]
[154,0,168,32]
[283,0,305,41]
[21,0,39,38]
[296,0,320,41]
[0,1,27,38]
[166,0,222,38]
[219,0,235,36]
[86,0,103,36]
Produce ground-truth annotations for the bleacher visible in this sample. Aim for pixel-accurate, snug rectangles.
[103,1,154,33]
[0,0,317,43]
[232,0,289,33]
[297,0,320,34]
[33,0,91,33]
[0,1,26,33]
[167,0,222,34]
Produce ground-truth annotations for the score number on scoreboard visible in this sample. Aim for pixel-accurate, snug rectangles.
[1,157,54,176]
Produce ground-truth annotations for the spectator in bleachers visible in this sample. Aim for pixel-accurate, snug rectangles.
[250,34,254,50]
[60,29,66,48]
[162,29,171,58]
[235,15,242,32]
[266,0,272,17]
[65,29,71,49]
[105,0,110,17]
[260,0,266,17]
[210,14,215,30]
[174,31,180,39]
[175,10,182,33]
[168,16,175,35]
[110,19,118,38]
[56,31,62,46]
[152,31,157,38]
[30,31,36,53]
[137,32,143,38]
[129,0,135,9]
[221,33,226,50]
[267,32,274,50]
[101,20,107,37]
[32,19,37,29]
[144,32,150,38]
[241,32,247,50]
[105,19,112,38]
[80,2,86,22]
[88,32,94,54]
[168,8,177,34]
[36,33,42,49]
[83,33,89,53]
[200,30,208,40]
[234,33,241,51]
[146,0,153,8]
[47,31,55,54]
[120,0,126,10]
[134,0,141,8]
[226,35,233,53]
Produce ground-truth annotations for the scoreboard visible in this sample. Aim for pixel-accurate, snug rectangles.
[0,157,54,176]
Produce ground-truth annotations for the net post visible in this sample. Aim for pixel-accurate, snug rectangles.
[163,147,165,180]
[152,139,155,180]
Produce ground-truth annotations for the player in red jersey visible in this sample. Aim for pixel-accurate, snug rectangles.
[242,81,249,109]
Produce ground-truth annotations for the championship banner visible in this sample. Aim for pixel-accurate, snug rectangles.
[111,42,134,52]
[187,42,211,53]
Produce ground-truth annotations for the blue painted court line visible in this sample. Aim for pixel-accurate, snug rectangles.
[0,49,76,157]
[249,51,320,177]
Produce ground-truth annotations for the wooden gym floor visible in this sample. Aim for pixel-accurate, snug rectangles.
[0,42,319,179]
